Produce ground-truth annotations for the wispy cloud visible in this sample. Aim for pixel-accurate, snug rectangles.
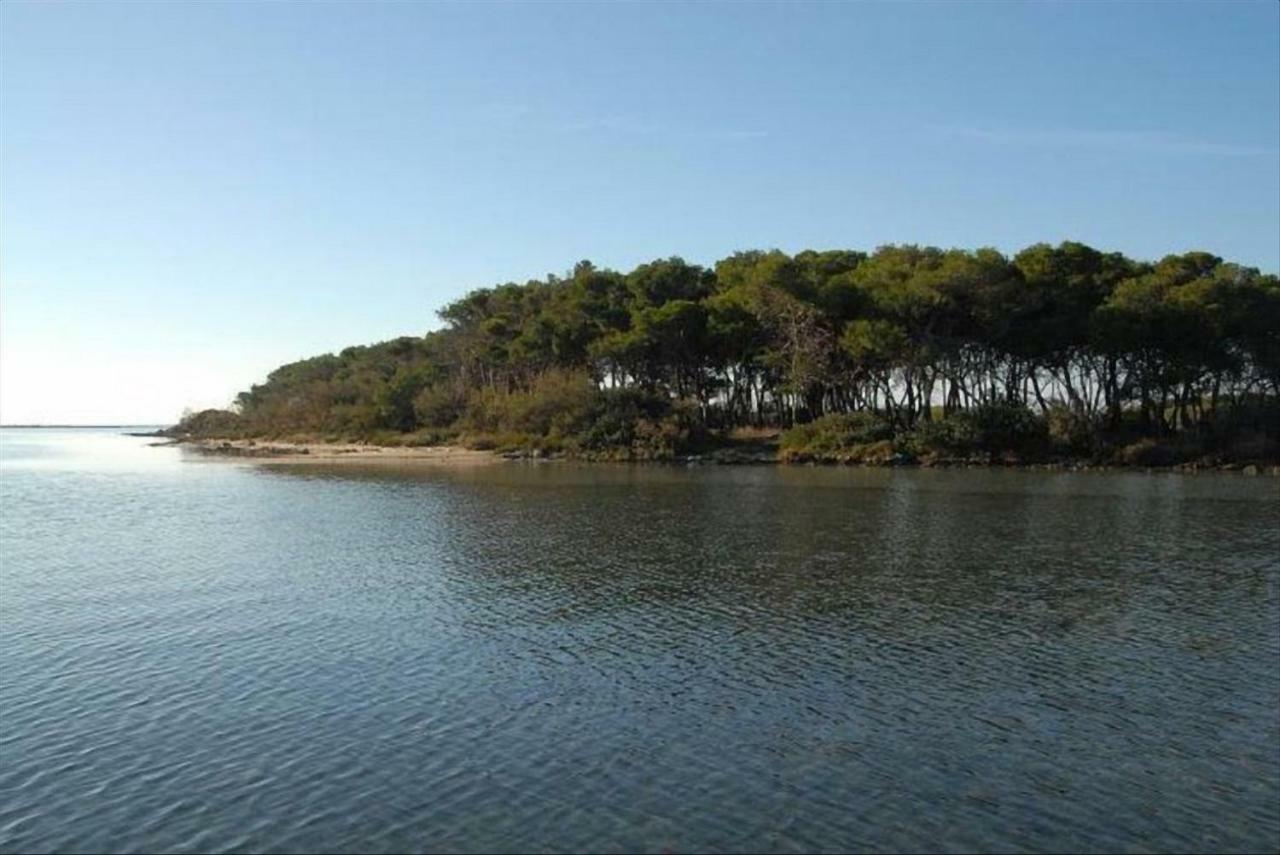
[932,123,1276,158]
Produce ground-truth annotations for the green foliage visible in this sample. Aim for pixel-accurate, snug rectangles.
[965,402,1050,453]
[193,244,1278,465]
[575,388,696,459]
[1045,405,1101,455]
[780,413,893,461]
[903,418,978,457]
[374,369,429,432]
[168,408,245,438]
[904,403,1047,457]
[423,373,697,458]
[413,385,465,428]
[461,371,598,438]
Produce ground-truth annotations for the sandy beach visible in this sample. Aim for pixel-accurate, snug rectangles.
[176,438,500,466]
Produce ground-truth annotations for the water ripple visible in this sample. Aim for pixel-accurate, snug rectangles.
[1,431,1278,853]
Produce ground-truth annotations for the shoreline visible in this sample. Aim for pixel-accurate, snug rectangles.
[161,436,1278,475]
[167,438,501,467]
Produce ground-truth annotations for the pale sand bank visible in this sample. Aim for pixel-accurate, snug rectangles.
[179,439,500,466]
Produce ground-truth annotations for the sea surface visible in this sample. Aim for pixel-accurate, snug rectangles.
[1,427,1277,853]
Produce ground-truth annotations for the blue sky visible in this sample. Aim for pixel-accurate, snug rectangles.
[2,1,1277,424]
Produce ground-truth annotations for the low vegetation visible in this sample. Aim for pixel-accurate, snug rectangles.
[168,242,1280,467]
[779,400,1277,467]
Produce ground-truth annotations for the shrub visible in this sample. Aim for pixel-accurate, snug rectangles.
[903,416,983,457]
[451,378,698,458]
[852,439,896,464]
[576,388,690,457]
[1117,438,1178,467]
[374,369,430,431]
[1046,405,1101,455]
[905,403,1048,457]
[460,371,598,438]
[1200,397,1280,444]
[509,371,600,438]
[413,385,465,428]
[329,402,380,434]
[968,402,1049,453]
[460,431,553,453]
[168,408,244,438]
[464,434,499,451]
[399,427,452,447]
[779,412,893,461]
[1222,431,1279,461]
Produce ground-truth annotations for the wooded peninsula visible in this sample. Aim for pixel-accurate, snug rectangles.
[173,243,1279,469]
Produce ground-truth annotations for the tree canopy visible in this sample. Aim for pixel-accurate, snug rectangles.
[181,243,1279,463]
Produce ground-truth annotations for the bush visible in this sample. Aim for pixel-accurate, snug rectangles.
[1046,405,1101,455]
[851,438,897,464]
[168,408,244,438]
[903,416,983,457]
[969,402,1049,453]
[1200,397,1280,444]
[779,412,893,461]
[413,385,465,428]
[1118,438,1177,467]
[511,372,600,438]
[464,434,499,451]
[329,402,380,434]
[460,371,598,438]
[374,369,430,431]
[575,388,696,458]
[905,403,1048,457]
[401,427,455,447]
[450,378,699,459]
[461,431,555,453]
[1221,431,1279,461]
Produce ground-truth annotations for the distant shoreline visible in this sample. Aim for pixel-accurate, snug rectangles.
[1,424,160,429]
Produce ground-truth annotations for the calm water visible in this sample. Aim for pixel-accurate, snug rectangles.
[1,428,1278,854]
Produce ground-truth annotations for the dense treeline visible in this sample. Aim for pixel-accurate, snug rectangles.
[180,243,1280,464]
